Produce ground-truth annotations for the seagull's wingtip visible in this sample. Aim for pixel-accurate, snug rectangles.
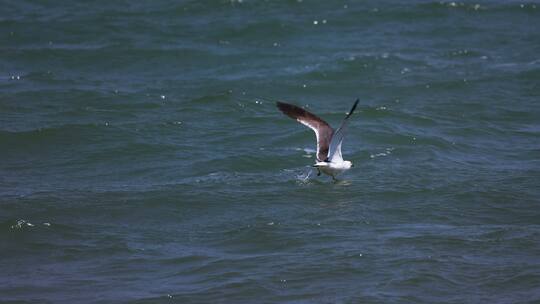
[276,101,288,108]
[276,101,304,120]
[346,98,360,118]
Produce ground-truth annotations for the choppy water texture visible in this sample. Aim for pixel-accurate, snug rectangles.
[1,0,540,303]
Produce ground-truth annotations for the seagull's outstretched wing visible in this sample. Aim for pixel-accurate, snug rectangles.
[328,99,359,163]
[277,102,334,162]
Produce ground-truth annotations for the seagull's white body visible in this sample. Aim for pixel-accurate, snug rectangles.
[277,99,359,180]
[314,160,353,177]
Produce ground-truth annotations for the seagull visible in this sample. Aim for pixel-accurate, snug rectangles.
[276,99,359,180]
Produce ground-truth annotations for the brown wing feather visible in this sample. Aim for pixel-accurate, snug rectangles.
[276,102,334,161]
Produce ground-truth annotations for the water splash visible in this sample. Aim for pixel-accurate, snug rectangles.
[11,219,34,230]
[370,147,395,159]
[296,166,314,184]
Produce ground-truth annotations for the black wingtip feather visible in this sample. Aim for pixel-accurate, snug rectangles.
[276,101,303,120]
[345,99,359,119]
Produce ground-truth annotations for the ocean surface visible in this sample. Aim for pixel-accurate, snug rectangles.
[1,0,540,303]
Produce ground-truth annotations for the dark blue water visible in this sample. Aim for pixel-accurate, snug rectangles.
[2,1,540,303]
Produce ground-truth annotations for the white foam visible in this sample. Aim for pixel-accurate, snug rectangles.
[370,147,395,159]
[11,219,34,230]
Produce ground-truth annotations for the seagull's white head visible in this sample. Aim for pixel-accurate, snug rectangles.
[343,160,353,169]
